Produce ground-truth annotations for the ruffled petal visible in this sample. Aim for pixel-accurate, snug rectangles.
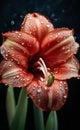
[21,13,54,42]
[0,60,33,87]
[26,79,68,111]
[41,28,79,67]
[2,31,39,56]
[53,56,79,80]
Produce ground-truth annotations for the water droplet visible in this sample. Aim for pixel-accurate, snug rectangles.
[41,21,44,24]
[54,68,58,74]
[15,31,18,34]
[16,75,19,78]
[20,78,23,81]
[20,15,24,19]
[23,78,26,81]
[9,64,12,67]
[54,18,58,22]
[23,83,27,87]
[59,81,63,87]
[77,75,80,79]
[62,46,65,50]
[5,57,8,60]
[32,87,35,90]
[21,42,25,45]
[60,81,63,84]
[5,84,8,86]
[11,20,15,25]
[62,9,65,13]
[17,33,22,39]
[37,87,41,93]
[19,33,22,36]
[51,13,55,18]
[11,47,14,50]
[11,58,14,61]
[33,83,36,87]
[38,99,41,103]
[63,95,67,99]
[57,32,61,36]
[46,24,50,28]
[5,53,8,57]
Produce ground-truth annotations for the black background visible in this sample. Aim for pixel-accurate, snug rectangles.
[0,0,80,130]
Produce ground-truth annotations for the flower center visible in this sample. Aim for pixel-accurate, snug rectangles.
[31,57,54,87]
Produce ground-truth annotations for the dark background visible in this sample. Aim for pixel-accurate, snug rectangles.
[0,0,80,130]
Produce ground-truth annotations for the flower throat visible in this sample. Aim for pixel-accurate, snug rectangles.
[30,57,54,87]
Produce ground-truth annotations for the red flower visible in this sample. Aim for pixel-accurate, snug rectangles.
[0,13,79,111]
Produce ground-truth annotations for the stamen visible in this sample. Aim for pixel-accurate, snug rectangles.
[32,57,54,86]
[38,58,48,78]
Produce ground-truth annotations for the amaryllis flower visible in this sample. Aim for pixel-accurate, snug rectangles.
[0,13,79,111]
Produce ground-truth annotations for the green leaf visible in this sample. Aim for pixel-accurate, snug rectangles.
[6,86,16,126]
[33,104,44,130]
[10,88,28,130]
[45,111,58,130]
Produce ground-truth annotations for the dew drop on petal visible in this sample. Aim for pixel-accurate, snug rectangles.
[16,75,20,78]
[37,86,42,93]
[41,21,44,24]
[62,46,65,50]
[32,87,35,90]
[21,42,25,45]
[63,95,67,99]
[19,33,22,36]
[46,24,50,28]
[5,84,8,86]
[59,81,63,87]
[11,58,14,61]
[5,53,8,57]
[9,64,12,67]
[38,99,41,103]
[77,75,80,79]
[15,31,18,34]
[29,17,32,20]
[17,33,22,39]
[10,47,14,50]
[23,83,27,87]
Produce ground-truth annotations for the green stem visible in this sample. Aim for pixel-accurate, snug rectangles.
[33,104,45,130]
[10,88,28,130]
[45,111,58,130]
[6,86,16,126]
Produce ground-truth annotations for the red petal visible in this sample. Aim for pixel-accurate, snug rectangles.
[41,28,73,50]
[0,39,28,68]
[21,13,54,42]
[0,60,33,87]
[26,79,68,111]
[53,56,79,80]
[41,28,79,67]
[2,31,39,56]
